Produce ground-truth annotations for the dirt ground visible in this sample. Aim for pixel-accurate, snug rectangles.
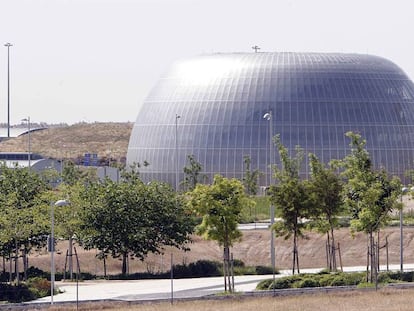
[25,226,414,276]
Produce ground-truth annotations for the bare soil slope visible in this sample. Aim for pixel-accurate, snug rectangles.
[28,227,414,276]
[0,122,133,161]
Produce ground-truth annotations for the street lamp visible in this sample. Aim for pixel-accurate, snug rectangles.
[21,117,31,169]
[263,111,275,290]
[50,199,69,305]
[400,187,408,271]
[4,43,12,138]
[175,114,181,191]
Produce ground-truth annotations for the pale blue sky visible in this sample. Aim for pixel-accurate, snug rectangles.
[1,0,414,124]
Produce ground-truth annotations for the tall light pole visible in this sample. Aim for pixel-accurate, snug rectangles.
[4,43,12,138]
[172,114,181,304]
[175,114,181,191]
[50,199,69,305]
[21,117,31,169]
[263,111,275,289]
[400,187,408,271]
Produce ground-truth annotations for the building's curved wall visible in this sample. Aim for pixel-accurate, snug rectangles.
[127,52,414,186]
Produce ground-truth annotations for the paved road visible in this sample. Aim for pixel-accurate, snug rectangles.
[29,263,414,304]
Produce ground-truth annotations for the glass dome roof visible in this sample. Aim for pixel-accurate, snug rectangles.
[127,52,414,187]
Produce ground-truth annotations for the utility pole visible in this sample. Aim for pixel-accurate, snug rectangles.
[4,43,12,137]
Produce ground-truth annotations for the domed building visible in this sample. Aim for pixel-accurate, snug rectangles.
[127,52,414,187]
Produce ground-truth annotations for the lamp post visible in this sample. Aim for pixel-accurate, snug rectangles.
[263,111,275,290]
[4,43,12,138]
[175,114,181,191]
[21,117,31,169]
[400,187,408,271]
[50,199,69,305]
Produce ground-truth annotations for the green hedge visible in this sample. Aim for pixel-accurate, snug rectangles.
[0,277,54,303]
[256,271,414,291]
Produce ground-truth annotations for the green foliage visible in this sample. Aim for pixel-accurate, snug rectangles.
[254,265,275,275]
[328,272,365,286]
[256,272,367,290]
[307,153,343,234]
[0,283,34,302]
[0,163,51,280]
[187,174,254,248]
[80,176,195,275]
[0,278,54,302]
[269,135,313,273]
[240,196,270,223]
[182,155,207,192]
[242,155,262,196]
[173,260,222,278]
[295,277,320,288]
[26,277,51,297]
[339,132,402,234]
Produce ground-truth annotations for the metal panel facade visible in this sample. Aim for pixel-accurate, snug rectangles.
[127,52,414,186]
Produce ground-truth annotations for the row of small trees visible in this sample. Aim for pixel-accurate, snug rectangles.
[269,132,402,280]
[0,162,194,281]
[186,131,404,285]
[0,130,405,288]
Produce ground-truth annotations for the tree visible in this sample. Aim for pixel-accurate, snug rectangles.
[182,155,206,191]
[269,136,313,274]
[0,164,50,283]
[80,177,194,276]
[242,155,262,196]
[50,182,86,280]
[307,154,343,271]
[339,132,401,282]
[186,174,254,292]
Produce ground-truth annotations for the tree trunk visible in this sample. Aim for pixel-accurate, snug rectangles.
[14,240,19,285]
[122,252,128,275]
[8,253,12,283]
[292,231,300,274]
[330,226,337,271]
[69,236,73,280]
[22,246,28,281]
[223,246,231,292]
[369,231,374,283]
[103,255,107,278]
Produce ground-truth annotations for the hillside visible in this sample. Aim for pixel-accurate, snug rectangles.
[28,227,414,276]
[0,122,133,163]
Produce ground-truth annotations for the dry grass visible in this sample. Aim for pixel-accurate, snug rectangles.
[25,226,414,277]
[0,122,133,162]
[42,288,414,310]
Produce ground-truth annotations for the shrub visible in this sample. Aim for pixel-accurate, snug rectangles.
[328,272,364,286]
[256,279,273,290]
[255,265,275,275]
[188,260,222,277]
[295,277,320,288]
[0,283,35,303]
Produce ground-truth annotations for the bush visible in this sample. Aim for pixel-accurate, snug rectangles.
[189,260,222,277]
[295,277,320,288]
[255,265,275,275]
[328,272,364,286]
[26,277,51,298]
[256,279,273,290]
[0,283,35,303]
[256,272,367,290]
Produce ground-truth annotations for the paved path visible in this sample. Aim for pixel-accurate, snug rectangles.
[31,263,414,304]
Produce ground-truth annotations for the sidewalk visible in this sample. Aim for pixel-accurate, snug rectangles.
[30,263,414,304]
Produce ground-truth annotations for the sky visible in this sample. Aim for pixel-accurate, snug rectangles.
[1,0,414,125]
